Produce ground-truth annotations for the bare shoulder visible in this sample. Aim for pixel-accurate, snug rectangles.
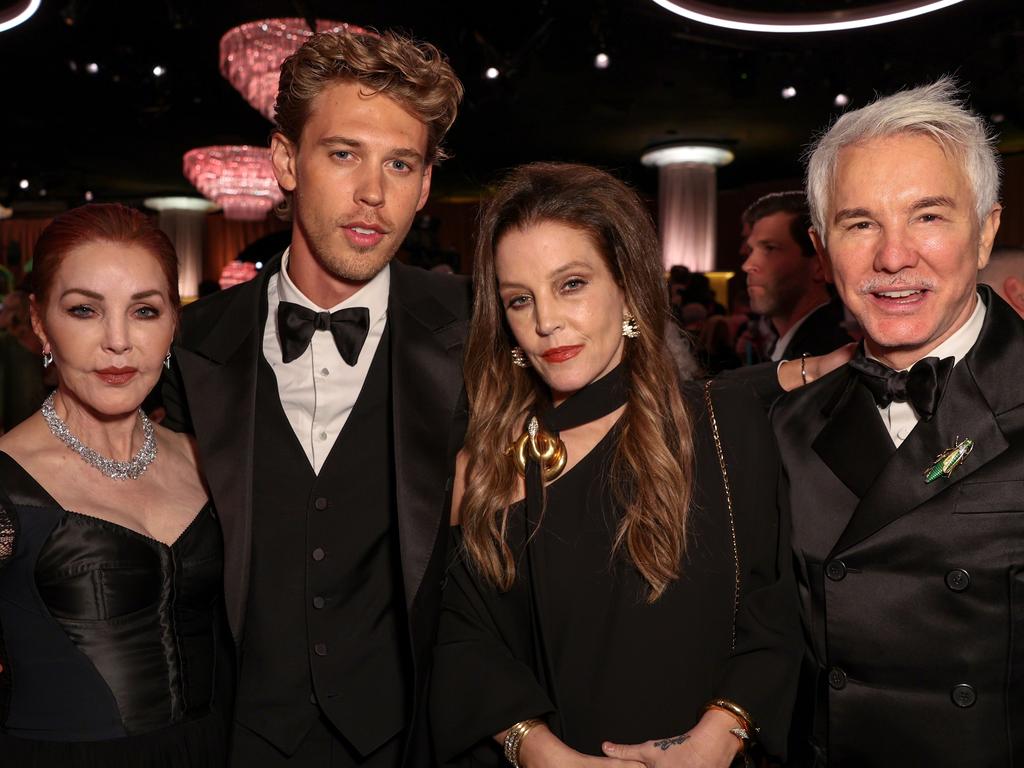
[450,449,469,526]
[0,413,52,468]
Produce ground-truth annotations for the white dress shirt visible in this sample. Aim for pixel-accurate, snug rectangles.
[871,293,986,448]
[263,248,390,473]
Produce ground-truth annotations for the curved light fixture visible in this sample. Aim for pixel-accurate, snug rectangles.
[144,196,219,214]
[642,144,734,167]
[220,18,368,121]
[0,0,41,33]
[648,0,968,33]
[183,146,284,221]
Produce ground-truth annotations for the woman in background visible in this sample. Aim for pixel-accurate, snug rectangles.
[431,163,799,767]
[0,204,228,767]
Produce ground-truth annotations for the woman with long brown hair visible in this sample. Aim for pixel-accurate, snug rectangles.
[431,163,799,767]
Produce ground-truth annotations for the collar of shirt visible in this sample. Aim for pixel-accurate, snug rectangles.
[264,247,391,474]
[770,300,830,362]
[870,290,987,447]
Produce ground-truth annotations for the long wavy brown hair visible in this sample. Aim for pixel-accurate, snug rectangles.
[460,162,695,602]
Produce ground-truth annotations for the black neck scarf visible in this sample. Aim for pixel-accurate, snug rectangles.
[523,363,629,533]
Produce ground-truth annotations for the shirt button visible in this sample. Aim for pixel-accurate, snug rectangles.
[313,643,328,657]
[951,683,976,708]
[828,667,847,690]
[312,547,325,561]
[312,596,326,609]
[825,560,847,581]
[319,431,328,441]
[314,497,328,511]
[945,569,970,592]
[320,367,330,376]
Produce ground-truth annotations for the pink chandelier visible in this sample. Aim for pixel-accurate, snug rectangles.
[219,18,367,121]
[182,146,284,221]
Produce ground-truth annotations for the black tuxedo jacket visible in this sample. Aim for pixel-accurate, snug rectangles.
[163,257,470,758]
[776,298,853,362]
[772,286,1024,767]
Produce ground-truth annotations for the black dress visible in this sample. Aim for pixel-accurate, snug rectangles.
[431,381,800,765]
[0,452,229,767]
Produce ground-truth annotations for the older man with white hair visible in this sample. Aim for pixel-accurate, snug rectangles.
[773,77,1022,766]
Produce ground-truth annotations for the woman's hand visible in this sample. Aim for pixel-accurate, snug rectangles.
[777,342,856,391]
[502,723,645,768]
[599,710,742,768]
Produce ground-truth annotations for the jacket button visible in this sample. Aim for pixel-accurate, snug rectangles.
[314,497,328,511]
[951,684,976,708]
[312,596,325,609]
[313,643,328,657]
[828,667,847,690]
[825,560,847,581]
[945,569,970,592]
[312,547,325,561]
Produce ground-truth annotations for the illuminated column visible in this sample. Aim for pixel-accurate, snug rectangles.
[641,144,734,272]
[145,197,218,301]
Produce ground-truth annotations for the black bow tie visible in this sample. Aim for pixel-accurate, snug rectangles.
[848,350,954,421]
[277,301,370,365]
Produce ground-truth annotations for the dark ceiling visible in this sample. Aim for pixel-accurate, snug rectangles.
[1,0,1022,212]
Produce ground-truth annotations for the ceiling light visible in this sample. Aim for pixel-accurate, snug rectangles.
[641,144,734,167]
[84,190,94,201]
[144,196,219,213]
[39,188,47,197]
[182,146,284,221]
[152,65,166,77]
[991,113,1006,124]
[834,93,850,107]
[485,67,500,79]
[0,0,42,33]
[594,52,610,69]
[18,179,28,190]
[220,19,368,121]
[86,62,99,74]
[648,0,967,33]
[781,86,797,99]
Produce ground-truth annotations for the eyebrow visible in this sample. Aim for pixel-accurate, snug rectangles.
[320,136,424,162]
[498,260,594,291]
[834,195,958,224]
[60,288,165,301]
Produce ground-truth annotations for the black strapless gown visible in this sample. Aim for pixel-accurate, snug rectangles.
[0,452,229,767]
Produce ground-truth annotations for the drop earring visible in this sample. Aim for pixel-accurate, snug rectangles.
[511,347,530,368]
[164,351,172,370]
[622,313,640,339]
[42,350,53,368]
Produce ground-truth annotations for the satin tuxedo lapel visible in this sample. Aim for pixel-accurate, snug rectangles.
[830,286,1016,556]
[172,265,272,641]
[389,261,468,612]
[812,369,895,500]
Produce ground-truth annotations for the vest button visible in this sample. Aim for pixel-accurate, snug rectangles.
[825,560,847,581]
[312,547,325,561]
[828,667,847,690]
[314,643,328,657]
[314,497,328,511]
[312,596,325,609]
[945,569,970,592]
[951,683,976,708]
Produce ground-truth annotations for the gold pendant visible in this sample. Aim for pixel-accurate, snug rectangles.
[509,417,567,481]
[923,437,973,484]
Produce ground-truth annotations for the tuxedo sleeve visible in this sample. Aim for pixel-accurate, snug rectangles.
[702,381,801,760]
[160,352,193,435]
[431,530,555,766]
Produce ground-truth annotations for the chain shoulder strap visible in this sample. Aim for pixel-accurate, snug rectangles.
[703,379,741,649]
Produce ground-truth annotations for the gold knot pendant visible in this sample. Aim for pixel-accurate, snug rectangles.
[510,417,567,481]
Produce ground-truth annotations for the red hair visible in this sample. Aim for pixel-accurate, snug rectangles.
[32,204,180,309]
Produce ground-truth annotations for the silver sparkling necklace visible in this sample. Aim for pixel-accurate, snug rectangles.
[42,392,157,480]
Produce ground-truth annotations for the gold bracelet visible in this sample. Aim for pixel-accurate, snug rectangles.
[800,352,809,385]
[503,718,544,768]
[702,698,758,748]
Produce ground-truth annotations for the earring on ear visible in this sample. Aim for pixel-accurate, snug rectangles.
[511,347,530,368]
[622,313,640,339]
[42,349,53,368]
[164,351,172,370]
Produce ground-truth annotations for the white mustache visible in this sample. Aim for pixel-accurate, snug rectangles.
[857,274,936,294]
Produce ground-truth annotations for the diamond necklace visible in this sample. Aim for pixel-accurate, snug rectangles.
[41,392,157,480]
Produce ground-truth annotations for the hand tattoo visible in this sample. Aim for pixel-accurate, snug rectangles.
[653,734,690,751]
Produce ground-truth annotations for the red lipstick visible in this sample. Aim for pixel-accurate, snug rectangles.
[541,345,583,363]
[96,367,138,385]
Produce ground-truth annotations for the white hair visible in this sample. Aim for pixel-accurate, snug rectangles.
[805,76,1001,239]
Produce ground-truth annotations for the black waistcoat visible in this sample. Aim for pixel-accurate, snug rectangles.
[234,324,411,758]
